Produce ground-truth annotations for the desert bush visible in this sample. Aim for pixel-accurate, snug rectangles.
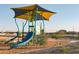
[37,38,46,45]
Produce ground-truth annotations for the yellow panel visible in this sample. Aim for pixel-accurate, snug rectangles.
[14,4,37,10]
[16,14,34,21]
[40,12,55,20]
[16,15,28,20]
[15,11,55,21]
[13,4,56,21]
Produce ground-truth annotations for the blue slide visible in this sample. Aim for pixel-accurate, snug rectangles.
[10,32,33,48]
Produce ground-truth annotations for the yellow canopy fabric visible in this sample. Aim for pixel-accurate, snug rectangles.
[12,4,56,21]
[39,11,55,20]
[13,4,37,10]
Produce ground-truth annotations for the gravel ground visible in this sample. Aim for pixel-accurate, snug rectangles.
[20,42,79,54]
[0,38,79,54]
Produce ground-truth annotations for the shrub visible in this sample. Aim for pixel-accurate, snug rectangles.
[38,38,46,45]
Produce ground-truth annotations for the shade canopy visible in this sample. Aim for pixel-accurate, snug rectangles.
[12,4,56,21]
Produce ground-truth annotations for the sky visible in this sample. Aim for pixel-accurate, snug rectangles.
[0,4,79,33]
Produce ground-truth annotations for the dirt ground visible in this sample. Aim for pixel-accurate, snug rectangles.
[0,37,73,54]
[0,37,8,40]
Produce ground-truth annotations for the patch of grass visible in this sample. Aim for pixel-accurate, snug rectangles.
[0,40,6,42]
[71,45,79,49]
[51,34,64,39]
[75,36,79,40]
[59,47,70,53]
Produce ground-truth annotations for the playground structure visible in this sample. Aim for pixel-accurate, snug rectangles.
[5,4,56,48]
